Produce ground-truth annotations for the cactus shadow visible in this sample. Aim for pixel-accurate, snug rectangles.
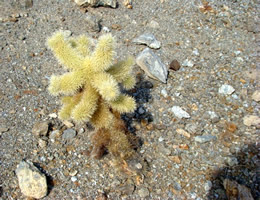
[206,143,260,199]
[121,74,154,147]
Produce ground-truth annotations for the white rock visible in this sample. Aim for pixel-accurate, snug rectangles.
[71,176,77,182]
[133,33,161,49]
[182,59,194,67]
[16,161,47,199]
[218,84,235,95]
[161,89,168,97]
[243,115,260,127]
[136,48,168,83]
[252,90,260,102]
[48,113,57,118]
[171,106,190,119]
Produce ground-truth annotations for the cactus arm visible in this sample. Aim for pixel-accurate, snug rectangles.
[71,85,99,122]
[48,71,85,96]
[91,72,120,101]
[107,57,134,83]
[59,93,83,120]
[47,31,84,70]
[90,99,114,128]
[108,94,136,113]
[121,75,136,90]
[74,35,92,57]
[91,34,115,72]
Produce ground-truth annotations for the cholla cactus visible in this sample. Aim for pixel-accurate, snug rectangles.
[47,31,138,161]
[47,31,136,128]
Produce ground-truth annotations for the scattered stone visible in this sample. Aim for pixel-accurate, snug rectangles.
[135,163,142,169]
[243,115,260,127]
[85,14,101,32]
[245,69,260,80]
[252,90,260,102]
[169,155,181,164]
[123,0,132,9]
[32,122,49,137]
[16,161,47,199]
[78,128,85,134]
[148,20,160,29]
[182,59,194,67]
[204,181,212,191]
[185,124,198,134]
[223,179,254,200]
[63,120,74,128]
[71,176,77,182]
[176,128,190,138]
[169,59,181,71]
[137,107,145,115]
[49,130,61,140]
[62,129,77,140]
[38,139,47,148]
[138,187,150,198]
[218,84,235,95]
[161,89,168,97]
[102,26,111,33]
[136,48,168,83]
[207,111,220,123]
[74,0,117,8]
[133,33,161,49]
[0,126,9,133]
[194,135,217,143]
[225,157,238,167]
[171,106,190,119]
[25,0,33,8]
[48,113,58,118]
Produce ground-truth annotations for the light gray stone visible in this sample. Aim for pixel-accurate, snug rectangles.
[171,106,190,119]
[136,48,168,83]
[62,129,77,140]
[74,0,117,8]
[194,135,217,143]
[252,90,260,102]
[218,84,235,95]
[243,115,260,127]
[16,161,47,199]
[32,122,49,137]
[138,187,150,198]
[133,33,161,49]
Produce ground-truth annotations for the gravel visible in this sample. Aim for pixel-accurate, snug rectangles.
[0,0,259,199]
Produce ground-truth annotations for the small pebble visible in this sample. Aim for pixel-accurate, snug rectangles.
[176,128,191,138]
[169,59,181,71]
[48,113,57,118]
[252,90,260,102]
[243,115,260,127]
[161,89,168,97]
[138,187,150,198]
[225,157,238,167]
[71,176,77,182]
[62,129,77,140]
[218,84,235,95]
[32,122,49,137]
[194,135,217,143]
[171,106,190,119]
